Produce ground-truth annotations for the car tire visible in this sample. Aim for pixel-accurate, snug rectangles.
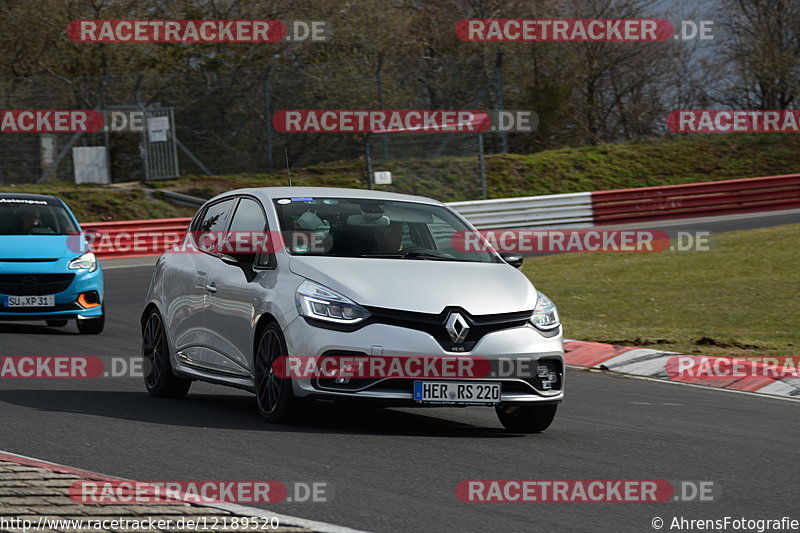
[46,319,68,327]
[254,322,306,424]
[495,403,558,433]
[142,309,191,398]
[77,306,105,334]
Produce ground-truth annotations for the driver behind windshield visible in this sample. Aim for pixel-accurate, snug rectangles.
[17,207,42,233]
[373,221,404,254]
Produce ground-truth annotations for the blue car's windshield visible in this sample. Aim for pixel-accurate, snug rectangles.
[0,199,78,236]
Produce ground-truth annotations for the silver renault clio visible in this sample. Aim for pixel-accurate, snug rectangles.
[141,187,564,432]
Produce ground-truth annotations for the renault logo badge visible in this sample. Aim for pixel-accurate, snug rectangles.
[445,312,469,344]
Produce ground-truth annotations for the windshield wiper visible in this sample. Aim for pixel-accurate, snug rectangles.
[359,251,473,262]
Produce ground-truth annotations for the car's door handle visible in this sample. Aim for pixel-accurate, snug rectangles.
[205,283,217,293]
[194,271,208,289]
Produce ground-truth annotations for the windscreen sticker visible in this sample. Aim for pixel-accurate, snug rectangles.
[0,198,49,205]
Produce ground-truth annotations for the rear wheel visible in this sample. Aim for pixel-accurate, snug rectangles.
[142,309,191,398]
[77,306,104,334]
[496,403,558,433]
[254,323,305,423]
[46,319,68,327]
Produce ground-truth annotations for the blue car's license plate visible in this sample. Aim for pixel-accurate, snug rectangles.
[3,295,55,307]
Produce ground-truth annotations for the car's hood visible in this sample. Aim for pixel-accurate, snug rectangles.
[0,235,76,261]
[288,256,537,315]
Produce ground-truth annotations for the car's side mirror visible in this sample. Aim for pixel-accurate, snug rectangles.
[219,253,258,282]
[500,252,524,269]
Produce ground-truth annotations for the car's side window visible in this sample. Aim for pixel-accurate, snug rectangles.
[227,197,274,269]
[228,198,265,233]
[195,198,235,254]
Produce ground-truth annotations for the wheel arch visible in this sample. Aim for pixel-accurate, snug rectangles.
[252,312,281,367]
[141,302,161,329]
[140,301,178,374]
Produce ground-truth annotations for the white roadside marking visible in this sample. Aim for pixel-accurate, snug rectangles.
[568,365,800,403]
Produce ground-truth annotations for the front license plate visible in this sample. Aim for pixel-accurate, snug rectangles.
[413,381,501,405]
[3,295,55,307]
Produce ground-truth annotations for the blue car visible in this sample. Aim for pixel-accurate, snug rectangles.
[0,193,104,334]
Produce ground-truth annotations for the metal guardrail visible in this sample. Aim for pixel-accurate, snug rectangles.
[82,218,191,259]
[591,173,800,224]
[448,192,594,229]
[156,189,206,206]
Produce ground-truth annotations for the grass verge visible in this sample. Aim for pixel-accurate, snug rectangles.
[523,223,800,359]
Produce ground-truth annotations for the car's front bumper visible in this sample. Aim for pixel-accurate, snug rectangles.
[283,317,564,405]
[0,267,104,320]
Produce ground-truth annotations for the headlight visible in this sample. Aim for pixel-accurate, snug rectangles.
[295,280,370,324]
[68,252,97,272]
[530,291,560,331]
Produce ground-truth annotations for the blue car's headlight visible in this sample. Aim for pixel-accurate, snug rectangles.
[68,252,97,272]
[530,291,560,331]
[295,280,370,324]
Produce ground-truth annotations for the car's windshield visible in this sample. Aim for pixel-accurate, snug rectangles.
[0,198,78,236]
[274,197,499,263]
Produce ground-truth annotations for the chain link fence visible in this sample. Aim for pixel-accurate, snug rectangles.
[0,52,506,200]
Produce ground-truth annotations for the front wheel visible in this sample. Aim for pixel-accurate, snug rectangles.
[496,403,558,433]
[254,323,305,423]
[142,309,191,398]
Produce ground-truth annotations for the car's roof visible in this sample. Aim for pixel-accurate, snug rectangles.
[0,193,61,205]
[213,187,444,205]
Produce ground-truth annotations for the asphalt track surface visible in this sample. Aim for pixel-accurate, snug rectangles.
[1,210,798,533]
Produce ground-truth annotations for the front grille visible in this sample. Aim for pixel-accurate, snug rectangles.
[0,274,75,295]
[366,307,532,351]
